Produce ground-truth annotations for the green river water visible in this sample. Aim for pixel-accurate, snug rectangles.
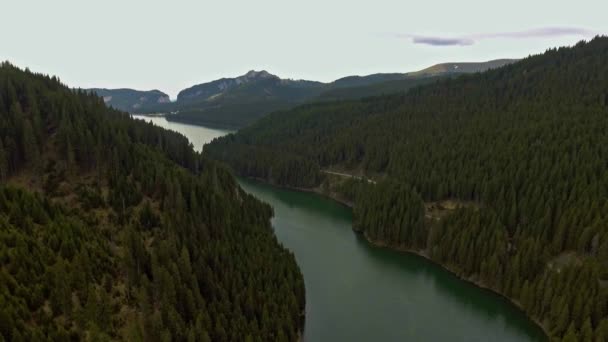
[133,115,546,341]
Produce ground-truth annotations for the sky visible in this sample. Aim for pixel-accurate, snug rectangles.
[2,0,606,99]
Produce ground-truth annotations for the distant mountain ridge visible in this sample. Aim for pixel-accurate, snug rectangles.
[88,88,170,112]
[331,73,411,88]
[329,59,517,88]
[90,58,518,128]
[408,59,518,77]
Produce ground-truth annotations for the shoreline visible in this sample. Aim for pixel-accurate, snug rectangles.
[131,113,243,131]
[242,176,355,208]
[165,115,244,131]
[240,175,550,341]
[361,234,550,340]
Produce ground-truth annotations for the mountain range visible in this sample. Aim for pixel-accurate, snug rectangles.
[89,59,517,128]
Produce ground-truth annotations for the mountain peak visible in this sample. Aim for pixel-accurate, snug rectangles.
[176,70,280,103]
[243,70,277,80]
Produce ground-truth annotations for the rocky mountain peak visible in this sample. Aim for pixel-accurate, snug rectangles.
[243,70,277,80]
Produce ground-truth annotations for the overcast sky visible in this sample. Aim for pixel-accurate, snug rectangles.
[2,0,605,98]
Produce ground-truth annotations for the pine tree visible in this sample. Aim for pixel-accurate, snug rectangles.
[580,317,593,342]
[0,140,7,180]
[20,116,41,169]
[562,323,578,342]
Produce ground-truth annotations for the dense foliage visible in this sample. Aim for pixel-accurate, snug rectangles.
[206,37,608,340]
[0,63,305,341]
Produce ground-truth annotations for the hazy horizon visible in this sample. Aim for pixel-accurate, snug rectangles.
[2,0,605,99]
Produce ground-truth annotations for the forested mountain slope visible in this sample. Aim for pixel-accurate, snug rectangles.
[165,73,326,129]
[206,37,608,340]
[88,88,170,112]
[0,63,304,341]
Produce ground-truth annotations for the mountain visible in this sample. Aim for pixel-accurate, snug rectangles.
[159,70,325,128]
[206,37,608,341]
[177,70,324,105]
[407,59,518,77]
[161,61,513,128]
[178,70,281,103]
[330,59,517,88]
[0,62,304,341]
[96,59,517,129]
[88,88,171,112]
[317,59,519,101]
[316,75,446,101]
[330,73,411,88]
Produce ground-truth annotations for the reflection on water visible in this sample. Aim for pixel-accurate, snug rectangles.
[131,115,233,152]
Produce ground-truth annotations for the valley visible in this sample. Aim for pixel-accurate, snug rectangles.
[2,4,606,340]
[134,111,547,341]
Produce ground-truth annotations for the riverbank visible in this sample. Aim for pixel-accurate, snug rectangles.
[241,175,550,341]
[361,234,550,340]
[244,176,355,208]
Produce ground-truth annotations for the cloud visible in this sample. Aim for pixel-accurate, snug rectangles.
[412,36,474,46]
[395,27,597,47]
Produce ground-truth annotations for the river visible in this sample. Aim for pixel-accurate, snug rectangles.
[132,115,546,341]
[132,114,234,151]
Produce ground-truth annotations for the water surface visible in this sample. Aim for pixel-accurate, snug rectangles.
[238,178,546,342]
[131,114,233,151]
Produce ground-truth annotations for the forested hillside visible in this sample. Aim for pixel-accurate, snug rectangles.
[0,63,304,341]
[206,37,608,341]
[88,88,170,112]
[165,75,325,129]
[132,70,326,129]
